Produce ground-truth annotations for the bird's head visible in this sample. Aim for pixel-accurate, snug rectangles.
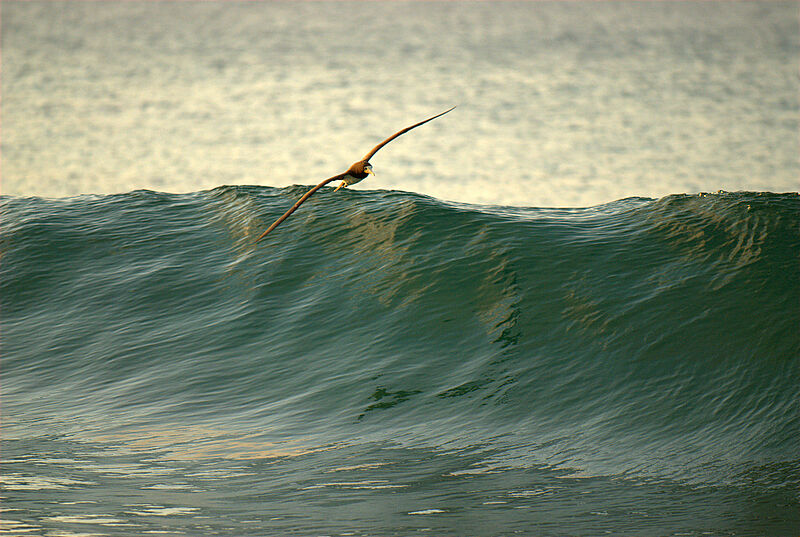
[348,160,375,177]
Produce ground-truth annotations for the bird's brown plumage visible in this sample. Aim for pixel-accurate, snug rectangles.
[256,107,455,243]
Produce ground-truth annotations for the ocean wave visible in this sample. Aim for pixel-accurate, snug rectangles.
[2,188,798,491]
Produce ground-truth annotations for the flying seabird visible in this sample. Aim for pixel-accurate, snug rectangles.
[256,106,455,242]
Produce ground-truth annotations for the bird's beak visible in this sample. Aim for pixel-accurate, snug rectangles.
[366,166,375,175]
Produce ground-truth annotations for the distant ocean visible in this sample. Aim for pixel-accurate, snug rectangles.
[2,2,799,537]
[2,1,798,206]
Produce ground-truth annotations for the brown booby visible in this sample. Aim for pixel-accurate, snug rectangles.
[256,106,455,242]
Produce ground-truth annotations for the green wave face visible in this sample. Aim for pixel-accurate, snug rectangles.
[2,188,798,535]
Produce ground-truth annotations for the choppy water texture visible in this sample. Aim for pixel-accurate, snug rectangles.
[2,188,799,536]
[2,1,799,206]
[3,0,800,534]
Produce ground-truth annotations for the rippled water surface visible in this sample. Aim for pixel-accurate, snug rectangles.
[2,1,798,206]
[2,1,799,535]
[2,189,798,535]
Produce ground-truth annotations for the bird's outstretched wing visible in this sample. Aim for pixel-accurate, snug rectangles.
[256,106,455,243]
[256,173,345,242]
[360,106,456,162]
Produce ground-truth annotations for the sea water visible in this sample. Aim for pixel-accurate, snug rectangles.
[2,2,799,536]
[2,189,798,535]
[2,1,798,206]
